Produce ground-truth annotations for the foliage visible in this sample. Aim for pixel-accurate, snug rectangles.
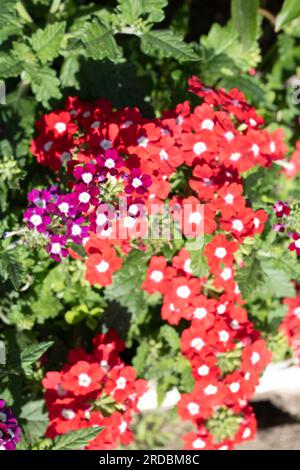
[2,0,300,451]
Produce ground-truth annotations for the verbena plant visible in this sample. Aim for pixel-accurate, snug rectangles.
[1,0,300,451]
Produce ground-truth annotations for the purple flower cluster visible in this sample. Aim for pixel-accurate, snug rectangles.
[273,200,291,233]
[0,399,21,450]
[23,149,152,262]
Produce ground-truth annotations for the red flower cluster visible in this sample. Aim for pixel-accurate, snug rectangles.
[31,77,288,449]
[280,294,300,364]
[43,330,147,449]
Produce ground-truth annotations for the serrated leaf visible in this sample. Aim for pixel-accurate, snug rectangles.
[0,53,23,79]
[141,30,199,62]
[77,19,122,62]
[52,427,103,450]
[231,0,259,49]
[104,250,149,318]
[236,255,265,298]
[275,0,300,31]
[260,259,296,298]
[0,252,23,289]
[117,0,167,23]
[159,325,180,351]
[26,66,62,107]
[31,22,66,65]
[21,341,54,374]
[188,248,209,278]
[0,0,20,43]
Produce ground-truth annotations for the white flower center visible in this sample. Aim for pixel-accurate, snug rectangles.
[137,136,149,147]
[204,384,217,395]
[232,219,244,232]
[193,438,206,449]
[61,409,75,420]
[229,382,240,393]
[176,285,191,298]
[191,337,204,351]
[96,261,109,273]
[201,119,214,130]
[187,402,200,415]
[150,270,163,283]
[193,142,207,156]
[159,149,169,160]
[218,330,230,342]
[132,178,142,188]
[30,214,42,226]
[79,192,90,204]
[78,373,92,387]
[96,213,107,226]
[215,247,227,259]
[59,202,69,214]
[230,152,241,161]
[55,122,67,133]
[82,172,93,184]
[251,352,260,365]
[116,377,126,389]
[194,307,207,319]
[224,193,234,204]
[105,158,115,169]
[51,243,61,254]
[197,365,209,376]
[71,224,82,236]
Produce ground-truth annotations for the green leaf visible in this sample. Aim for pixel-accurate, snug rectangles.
[159,325,180,351]
[26,66,62,107]
[21,341,54,374]
[187,248,209,278]
[60,55,80,89]
[20,400,48,443]
[31,22,66,65]
[117,0,167,23]
[52,427,103,450]
[0,0,20,43]
[141,30,199,62]
[78,19,122,62]
[275,0,300,31]
[0,53,23,79]
[236,255,265,298]
[260,259,296,298]
[0,252,23,290]
[104,250,150,318]
[231,0,259,49]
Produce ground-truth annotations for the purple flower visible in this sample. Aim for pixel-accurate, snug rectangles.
[97,149,124,176]
[46,234,68,262]
[73,183,99,212]
[23,207,51,233]
[66,217,89,244]
[124,168,152,195]
[73,163,97,184]
[0,399,21,450]
[273,200,290,218]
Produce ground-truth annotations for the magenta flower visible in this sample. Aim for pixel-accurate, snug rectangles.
[73,163,97,185]
[73,183,99,212]
[273,200,290,218]
[288,232,300,256]
[66,218,89,244]
[97,149,124,176]
[23,207,51,233]
[124,168,152,195]
[0,399,21,450]
[46,234,68,262]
